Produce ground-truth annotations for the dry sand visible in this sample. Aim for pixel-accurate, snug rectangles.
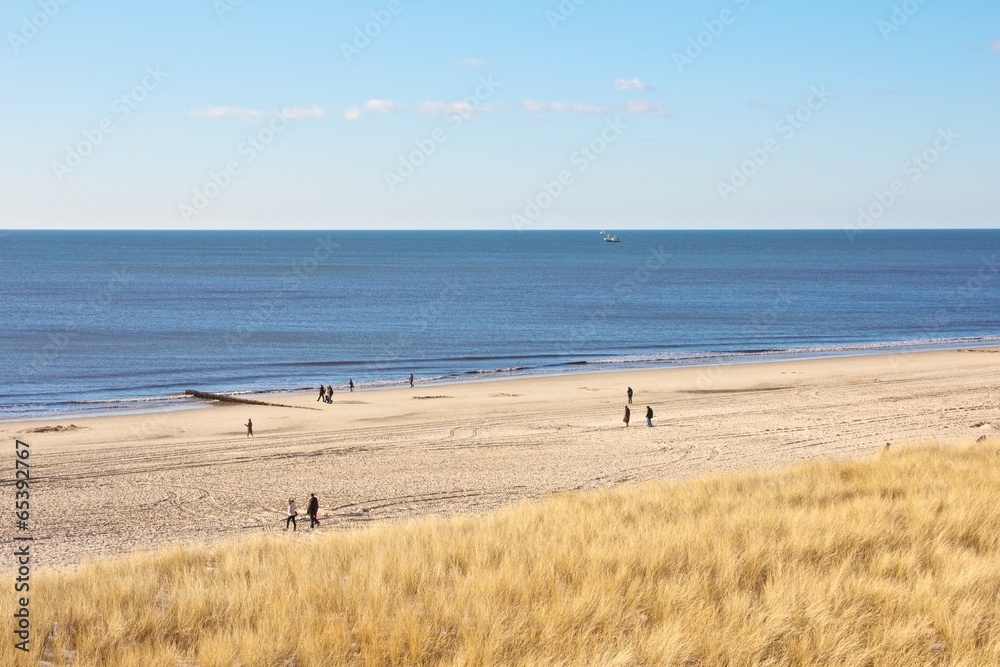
[3,348,999,568]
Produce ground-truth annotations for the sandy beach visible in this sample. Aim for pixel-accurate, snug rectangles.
[4,348,999,569]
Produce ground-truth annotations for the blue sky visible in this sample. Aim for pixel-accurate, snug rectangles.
[1,0,997,229]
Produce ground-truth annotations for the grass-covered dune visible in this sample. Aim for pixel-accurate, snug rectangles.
[7,443,1000,666]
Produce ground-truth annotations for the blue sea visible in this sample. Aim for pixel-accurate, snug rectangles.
[1,230,998,421]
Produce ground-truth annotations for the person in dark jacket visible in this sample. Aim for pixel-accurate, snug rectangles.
[627,387,633,404]
[307,494,319,528]
[645,406,653,427]
[623,405,630,427]
[348,379,354,392]
[317,385,325,401]
[245,418,253,437]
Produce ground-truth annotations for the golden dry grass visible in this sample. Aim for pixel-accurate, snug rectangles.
[6,442,1000,666]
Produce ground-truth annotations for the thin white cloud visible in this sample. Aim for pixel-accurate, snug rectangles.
[522,99,604,114]
[189,106,327,122]
[456,57,486,68]
[614,77,652,92]
[989,40,1000,53]
[345,99,497,120]
[416,100,495,118]
[188,106,266,121]
[363,99,403,113]
[624,100,668,116]
[279,105,327,120]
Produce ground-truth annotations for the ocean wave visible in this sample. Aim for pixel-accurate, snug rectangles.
[279,353,581,369]
[582,337,1000,366]
[343,375,457,389]
[464,367,525,375]
[223,387,315,396]
[67,394,192,405]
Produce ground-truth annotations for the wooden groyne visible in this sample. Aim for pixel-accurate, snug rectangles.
[184,390,320,411]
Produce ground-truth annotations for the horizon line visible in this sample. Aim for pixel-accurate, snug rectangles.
[2,227,998,233]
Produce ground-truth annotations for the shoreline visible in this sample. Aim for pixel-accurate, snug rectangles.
[5,337,1000,425]
[4,346,1000,568]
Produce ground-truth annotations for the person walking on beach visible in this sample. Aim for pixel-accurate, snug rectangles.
[307,493,319,529]
[348,379,354,392]
[245,418,253,438]
[409,373,414,388]
[627,387,633,404]
[325,385,333,403]
[645,406,653,427]
[286,498,297,531]
[623,405,630,427]
[317,385,325,402]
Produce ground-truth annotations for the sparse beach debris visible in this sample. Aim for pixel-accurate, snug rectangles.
[23,424,83,433]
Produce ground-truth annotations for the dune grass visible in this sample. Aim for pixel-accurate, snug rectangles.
[6,442,1000,666]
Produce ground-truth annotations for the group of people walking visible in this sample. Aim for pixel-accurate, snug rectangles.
[285,494,321,531]
[622,387,654,427]
[267,382,653,533]
[316,379,357,403]
[316,375,424,403]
